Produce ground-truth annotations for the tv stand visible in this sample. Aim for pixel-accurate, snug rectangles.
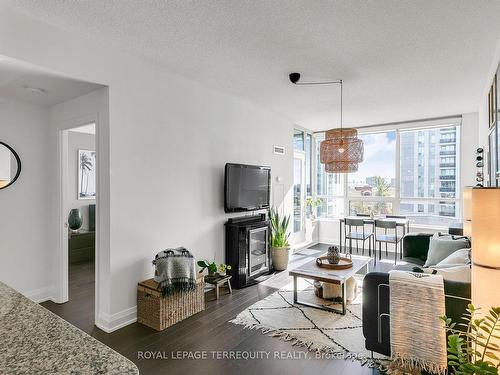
[226,213,266,225]
[225,214,271,288]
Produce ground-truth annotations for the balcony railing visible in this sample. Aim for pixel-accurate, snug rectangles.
[440,163,456,167]
[439,211,456,217]
[440,187,456,192]
[440,150,456,155]
[440,138,456,143]
[440,175,456,180]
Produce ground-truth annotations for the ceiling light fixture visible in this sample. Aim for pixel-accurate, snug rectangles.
[289,73,364,173]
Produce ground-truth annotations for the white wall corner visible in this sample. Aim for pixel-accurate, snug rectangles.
[95,306,137,333]
[23,286,57,304]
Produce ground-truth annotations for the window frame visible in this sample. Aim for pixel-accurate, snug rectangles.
[312,118,462,228]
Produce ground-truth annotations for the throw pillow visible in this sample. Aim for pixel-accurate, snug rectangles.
[435,248,471,267]
[423,233,471,267]
[423,265,471,283]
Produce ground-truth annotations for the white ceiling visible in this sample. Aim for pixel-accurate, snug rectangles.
[4,1,500,130]
[0,56,103,106]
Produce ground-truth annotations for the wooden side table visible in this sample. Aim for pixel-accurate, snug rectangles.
[204,275,232,300]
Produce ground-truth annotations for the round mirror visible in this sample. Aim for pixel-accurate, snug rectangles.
[0,142,21,190]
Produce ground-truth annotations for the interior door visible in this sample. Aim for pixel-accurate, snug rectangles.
[293,151,306,244]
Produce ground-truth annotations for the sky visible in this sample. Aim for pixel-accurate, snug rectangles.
[348,131,396,183]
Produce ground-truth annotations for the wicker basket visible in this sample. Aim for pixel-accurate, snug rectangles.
[137,274,205,331]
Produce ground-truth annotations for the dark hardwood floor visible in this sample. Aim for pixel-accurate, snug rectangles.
[41,244,394,375]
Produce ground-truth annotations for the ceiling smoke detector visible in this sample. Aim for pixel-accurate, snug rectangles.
[23,86,47,94]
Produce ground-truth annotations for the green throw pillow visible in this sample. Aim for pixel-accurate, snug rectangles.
[423,233,471,267]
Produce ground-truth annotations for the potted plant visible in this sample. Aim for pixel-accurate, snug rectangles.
[441,304,500,374]
[218,263,232,276]
[270,207,291,271]
[197,260,218,277]
[197,260,232,279]
[305,197,322,220]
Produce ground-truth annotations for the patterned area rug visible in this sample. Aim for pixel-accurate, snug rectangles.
[230,279,387,364]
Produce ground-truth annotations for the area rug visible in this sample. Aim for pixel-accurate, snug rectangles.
[230,280,387,365]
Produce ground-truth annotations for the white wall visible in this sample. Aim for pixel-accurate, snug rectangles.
[461,113,480,190]
[478,38,500,181]
[67,131,95,230]
[0,8,293,332]
[0,99,53,301]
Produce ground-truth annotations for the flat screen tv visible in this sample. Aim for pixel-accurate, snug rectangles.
[224,163,271,213]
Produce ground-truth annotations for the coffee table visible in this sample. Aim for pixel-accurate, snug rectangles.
[288,255,372,315]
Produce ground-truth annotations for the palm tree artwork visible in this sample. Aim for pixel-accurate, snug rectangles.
[78,150,96,199]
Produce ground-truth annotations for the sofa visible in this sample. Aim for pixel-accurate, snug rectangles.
[362,233,471,356]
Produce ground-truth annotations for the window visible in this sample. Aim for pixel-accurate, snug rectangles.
[399,125,460,225]
[314,121,461,227]
[348,131,396,215]
[305,133,312,196]
[294,129,304,151]
[293,128,313,228]
[316,134,345,217]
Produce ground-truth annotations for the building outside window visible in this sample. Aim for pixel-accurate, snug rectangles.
[399,125,460,226]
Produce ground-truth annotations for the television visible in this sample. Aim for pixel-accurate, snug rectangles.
[224,163,271,213]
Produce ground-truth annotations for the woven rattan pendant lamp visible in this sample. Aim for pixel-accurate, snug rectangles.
[289,73,364,173]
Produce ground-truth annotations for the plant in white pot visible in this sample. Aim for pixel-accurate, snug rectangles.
[270,207,291,271]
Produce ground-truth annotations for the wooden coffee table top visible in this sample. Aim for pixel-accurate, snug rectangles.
[289,255,372,285]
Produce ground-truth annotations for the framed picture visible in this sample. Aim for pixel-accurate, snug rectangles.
[489,76,497,129]
[78,149,96,199]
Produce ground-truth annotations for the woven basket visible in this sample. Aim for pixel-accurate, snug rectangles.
[137,274,205,331]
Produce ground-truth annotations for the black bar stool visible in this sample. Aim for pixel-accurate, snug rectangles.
[374,220,403,264]
[345,217,374,256]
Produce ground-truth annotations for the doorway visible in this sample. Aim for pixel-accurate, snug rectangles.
[58,122,97,333]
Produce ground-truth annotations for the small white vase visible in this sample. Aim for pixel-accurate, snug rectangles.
[271,246,290,271]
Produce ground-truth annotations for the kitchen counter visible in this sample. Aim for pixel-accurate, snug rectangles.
[0,281,139,374]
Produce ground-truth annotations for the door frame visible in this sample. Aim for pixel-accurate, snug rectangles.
[57,114,99,309]
[292,150,306,244]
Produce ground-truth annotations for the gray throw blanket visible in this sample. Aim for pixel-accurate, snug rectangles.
[389,270,447,375]
[153,247,196,296]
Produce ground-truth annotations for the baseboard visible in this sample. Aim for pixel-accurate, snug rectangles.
[96,305,137,333]
[23,286,56,303]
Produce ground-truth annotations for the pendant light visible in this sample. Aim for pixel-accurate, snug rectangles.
[289,73,364,173]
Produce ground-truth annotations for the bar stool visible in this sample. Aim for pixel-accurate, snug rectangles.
[374,220,403,264]
[386,215,408,259]
[344,218,374,256]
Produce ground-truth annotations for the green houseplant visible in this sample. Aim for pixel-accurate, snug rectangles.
[270,207,291,271]
[441,304,500,375]
[305,197,322,219]
[197,260,218,275]
[197,260,232,277]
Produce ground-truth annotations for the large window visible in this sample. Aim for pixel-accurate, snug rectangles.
[293,129,313,234]
[316,134,345,217]
[399,126,460,225]
[348,131,396,215]
[314,121,461,227]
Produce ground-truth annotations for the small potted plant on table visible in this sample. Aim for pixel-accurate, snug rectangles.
[270,207,291,271]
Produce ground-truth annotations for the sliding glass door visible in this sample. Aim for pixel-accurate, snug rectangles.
[293,151,306,242]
